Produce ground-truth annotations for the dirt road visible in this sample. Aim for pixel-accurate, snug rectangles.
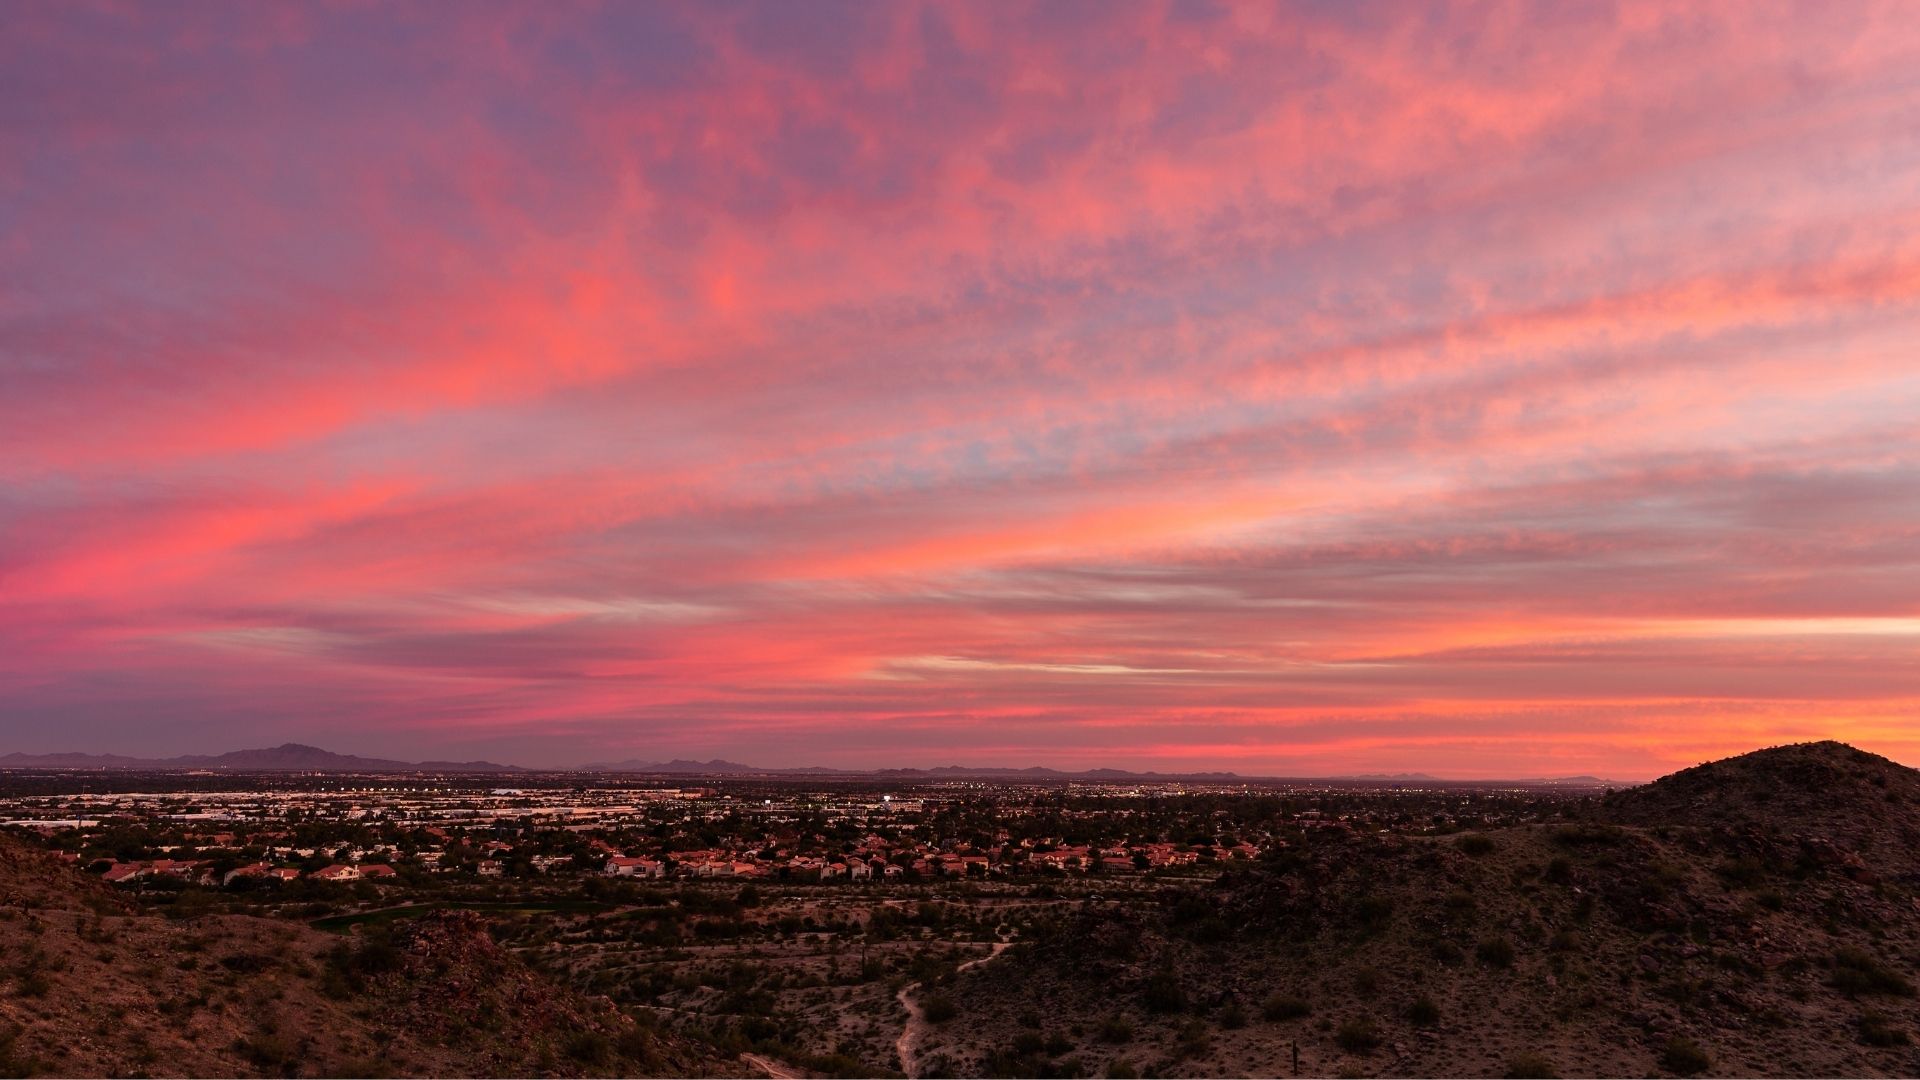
[894,942,1011,1079]
[740,1051,804,1079]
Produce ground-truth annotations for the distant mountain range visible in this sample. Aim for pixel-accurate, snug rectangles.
[0,742,1633,784]
[575,758,1255,780]
[0,743,523,774]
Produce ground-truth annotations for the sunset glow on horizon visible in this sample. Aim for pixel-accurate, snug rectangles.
[5,2,1920,778]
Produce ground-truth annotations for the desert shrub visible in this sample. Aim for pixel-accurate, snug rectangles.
[1012,1031,1046,1056]
[1405,997,1440,1026]
[1262,993,1311,1021]
[1097,1015,1134,1044]
[1334,1017,1381,1053]
[1544,857,1574,884]
[1503,1052,1558,1078]
[1831,947,1916,997]
[1477,936,1516,968]
[1456,834,1497,856]
[564,1030,613,1066]
[1714,856,1767,888]
[1660,1036,1711,1075]
[220,953,272,974]
[1105,1059,1138,1079]
[1443,889,1477,914]
[1858,1011,1910,1047]
[923,994,957,1024]
[1352,895,1395,935]
[238,1033,295,1071]
[0,1023,48,1078]
[1353,967,1383,996]
[1175,1019,1210,1058]
[1551,824,1625,848]
[1219,1002,1249,1029]
[1142,971,1187,1014]
[615,1025,662,1070]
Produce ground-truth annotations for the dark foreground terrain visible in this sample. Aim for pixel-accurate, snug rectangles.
[3,741,1919,1078]
[0,839,729,1077]
[935,742,1920,1078]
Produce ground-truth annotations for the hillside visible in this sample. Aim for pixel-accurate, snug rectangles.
[0,837,727,1078]
[926,743,1920,1078]
[1602,741,1920,858]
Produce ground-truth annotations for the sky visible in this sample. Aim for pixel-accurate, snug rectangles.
[3,2,1919,778]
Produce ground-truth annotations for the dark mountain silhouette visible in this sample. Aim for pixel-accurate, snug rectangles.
[577,757,769,774]
[937,741,1920,1078]
[0,742,523,773]
[1602,740,1920,854]
[3,743,1631,784]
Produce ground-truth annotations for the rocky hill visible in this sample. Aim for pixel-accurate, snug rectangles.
[0,837,727,1077]
[929,742,1920,1078]
[1602,741,1920,859]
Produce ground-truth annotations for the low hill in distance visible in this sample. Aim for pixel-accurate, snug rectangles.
[928,741,1920,1078]
[0,743,524,774]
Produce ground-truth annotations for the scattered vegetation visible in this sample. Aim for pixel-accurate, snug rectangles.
[1660,1036,1711,1076]
[1503,1052,1559,1079]
[1262,993,1312,1021]
[1334,1017,1381,1053]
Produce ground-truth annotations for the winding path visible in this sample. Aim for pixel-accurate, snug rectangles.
[741,1051,804,1079]
[894,942,1012,1079]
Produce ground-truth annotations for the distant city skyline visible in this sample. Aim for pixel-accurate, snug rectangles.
[5,4,1920,780]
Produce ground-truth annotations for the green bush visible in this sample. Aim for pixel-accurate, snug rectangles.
[1406,996,1440,1026]
[923,994,957,1024]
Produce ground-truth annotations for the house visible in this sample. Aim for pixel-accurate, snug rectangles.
[310,864,361,882]
[848,860,872,881]
[477,860,504,877]
[101,863,145,884]
[603,856,665,878]
[222,863,303,885]
[357,864,397,879]
[223,862,273,886]
[882,864,905,880]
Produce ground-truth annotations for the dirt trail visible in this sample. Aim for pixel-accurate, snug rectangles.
[740,1051,804,1079]
[894,942,1011,1079]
